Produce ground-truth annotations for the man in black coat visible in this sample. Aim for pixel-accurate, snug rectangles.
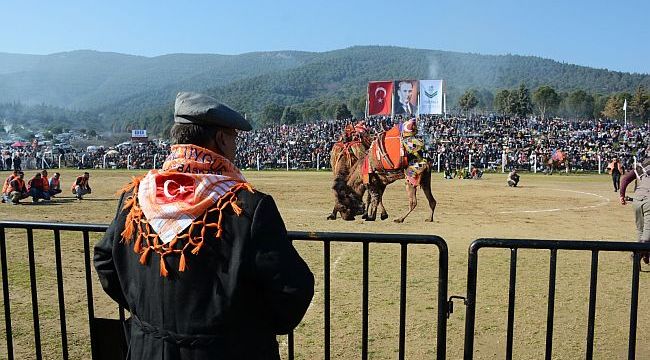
[94,92,314,359]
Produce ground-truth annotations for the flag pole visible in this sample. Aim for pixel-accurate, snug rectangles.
[417,81,420,120]
[623,99,627,128]
[365,83,369,120]
[391,82,395,123]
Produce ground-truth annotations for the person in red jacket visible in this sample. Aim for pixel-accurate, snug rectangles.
[1,169,19,203]
[8,171,28,205]
[27,172,50,203]
[41,169,50,194]
[71,172,91,200]
[49,172,62,196]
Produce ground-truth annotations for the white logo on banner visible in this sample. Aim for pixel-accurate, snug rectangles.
[419,80,443,115]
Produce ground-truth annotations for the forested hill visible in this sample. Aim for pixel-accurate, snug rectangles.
[0,50,313,109]
[1,46,649,135]
[204,46,650,114]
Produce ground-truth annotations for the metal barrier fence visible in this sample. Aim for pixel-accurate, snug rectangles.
[462,238,650,360]
[0,221,449,360]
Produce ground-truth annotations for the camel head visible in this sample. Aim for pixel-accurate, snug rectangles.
[332,175,365,221]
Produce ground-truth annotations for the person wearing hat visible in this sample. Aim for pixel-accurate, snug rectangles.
[94,92,314,359]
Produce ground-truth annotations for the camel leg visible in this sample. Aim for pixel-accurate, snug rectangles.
[362,186,370,219]
[327,206,337,220]
[394,183,417,223]
[366,191,380,221]
[374,183,388,220]
[379,199,389,220]
[420,169,436,222]
[365,186,381,221]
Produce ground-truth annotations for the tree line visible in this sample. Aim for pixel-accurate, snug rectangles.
[457,84,650,121]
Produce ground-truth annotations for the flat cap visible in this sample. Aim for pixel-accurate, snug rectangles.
[174,92,252,131]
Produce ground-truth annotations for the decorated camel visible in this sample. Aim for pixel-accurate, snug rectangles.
[327,122,372,220]
[330,119,437,223]
[543,149,569,174]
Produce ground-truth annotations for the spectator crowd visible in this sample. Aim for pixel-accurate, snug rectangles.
[2,115,648,174]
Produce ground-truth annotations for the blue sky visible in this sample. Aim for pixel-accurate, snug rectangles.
[2,0,648,74]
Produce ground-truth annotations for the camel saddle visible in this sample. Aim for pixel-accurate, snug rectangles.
[361,126,408,184]
[332,140,367,170]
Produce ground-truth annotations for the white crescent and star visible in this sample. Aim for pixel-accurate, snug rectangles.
[374,87,387,104]
[163,180,189,199]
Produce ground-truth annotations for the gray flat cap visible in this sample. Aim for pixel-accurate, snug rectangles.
[174,92,252,131]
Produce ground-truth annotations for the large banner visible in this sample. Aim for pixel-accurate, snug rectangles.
[418,80,444,115]
[393,80,419,116]
[367,81,393,115]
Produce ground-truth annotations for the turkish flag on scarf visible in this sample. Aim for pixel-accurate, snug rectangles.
[368,81,393,115]
[155,173,197,205]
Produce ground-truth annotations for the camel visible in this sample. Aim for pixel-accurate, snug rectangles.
[327,124,372,220]
[543,150,569,174]
[343,154,437,223]
[331,120,437,223]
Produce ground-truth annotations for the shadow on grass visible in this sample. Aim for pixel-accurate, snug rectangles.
[17,197,115,205]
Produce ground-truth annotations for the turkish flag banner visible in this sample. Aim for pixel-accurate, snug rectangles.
[368,81,393,115]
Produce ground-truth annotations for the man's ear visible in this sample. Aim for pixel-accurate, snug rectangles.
[213,130,226,155]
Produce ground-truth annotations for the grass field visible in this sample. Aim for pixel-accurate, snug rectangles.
[0,168,649,359]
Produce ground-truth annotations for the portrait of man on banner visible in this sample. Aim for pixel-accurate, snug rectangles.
[393,80,418,116]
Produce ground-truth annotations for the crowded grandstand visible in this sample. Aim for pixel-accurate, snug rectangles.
[0,114,644,174]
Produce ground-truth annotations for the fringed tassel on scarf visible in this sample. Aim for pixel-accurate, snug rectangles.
[120,181,254,277]
[119,176,144,244]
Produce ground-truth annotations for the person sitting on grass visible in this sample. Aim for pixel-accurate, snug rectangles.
[507,169,520,187]
[41,169,50,195]
[49,172,62,197]
[471,166,483,179]
[27,172,51,203]
[1,169,18,203]
[8,171,28,205]
[71,172,91,200]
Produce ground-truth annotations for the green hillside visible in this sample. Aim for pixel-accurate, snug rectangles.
[1,46,649,136]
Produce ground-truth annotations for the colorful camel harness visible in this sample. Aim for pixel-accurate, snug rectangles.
[119,144,254,277]
[361,124,427,186]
